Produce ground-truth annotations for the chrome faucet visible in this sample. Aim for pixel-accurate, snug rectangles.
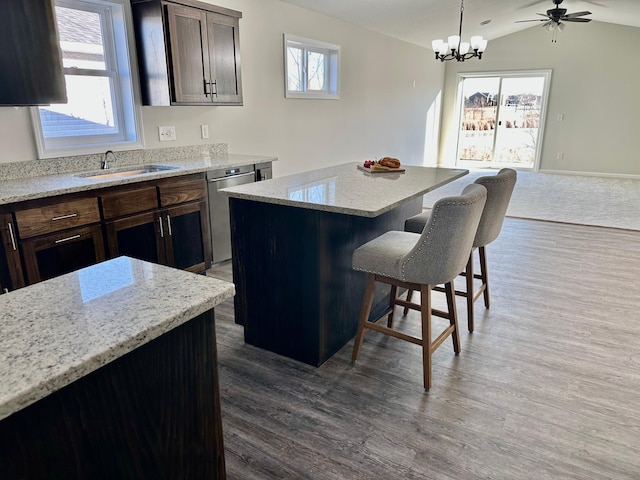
[103,150,117,170]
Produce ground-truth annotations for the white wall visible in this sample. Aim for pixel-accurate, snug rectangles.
[0,0,445,177]
[439,21,640,176]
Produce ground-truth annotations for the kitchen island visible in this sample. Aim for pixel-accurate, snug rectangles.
[222,162,467,367]
[0,256,235,479]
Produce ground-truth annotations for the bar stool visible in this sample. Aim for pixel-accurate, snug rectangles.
[404,168,517,331]
[351,184,487,391]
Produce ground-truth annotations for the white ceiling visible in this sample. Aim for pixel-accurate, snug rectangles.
[278,0,640,48]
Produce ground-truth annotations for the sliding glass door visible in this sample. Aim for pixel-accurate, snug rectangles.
[455,71,551,170]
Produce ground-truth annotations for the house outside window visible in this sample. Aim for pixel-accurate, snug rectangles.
[284,34,340,99]
[31,0,143,158]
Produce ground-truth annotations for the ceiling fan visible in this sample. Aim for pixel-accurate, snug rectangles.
[517,0,592,42]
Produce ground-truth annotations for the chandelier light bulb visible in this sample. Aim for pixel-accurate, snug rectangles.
[432,0,486,62]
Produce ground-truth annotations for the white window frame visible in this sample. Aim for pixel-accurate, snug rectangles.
[284,34,340,100]
[31,0,144,159]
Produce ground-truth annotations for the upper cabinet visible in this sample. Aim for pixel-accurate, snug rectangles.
[0,0,66,106]
[131,0,242,106]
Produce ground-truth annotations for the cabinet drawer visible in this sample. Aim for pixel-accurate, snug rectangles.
[101,187,158,219]
[159,179,206,208]
[15,198,100,238]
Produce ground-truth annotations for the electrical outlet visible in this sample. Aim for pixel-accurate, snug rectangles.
[158,126,176,142]
[201,124,209,139]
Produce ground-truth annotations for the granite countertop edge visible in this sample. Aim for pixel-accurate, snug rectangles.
[223,164,469,217]
[0,153,277,206]
[0,259,236,421]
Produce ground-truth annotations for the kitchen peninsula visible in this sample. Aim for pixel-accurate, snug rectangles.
[0,256,235,479]
[222,162,467,367]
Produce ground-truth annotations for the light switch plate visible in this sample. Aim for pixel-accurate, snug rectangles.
[158,125,176,141]
[201,124,209,139]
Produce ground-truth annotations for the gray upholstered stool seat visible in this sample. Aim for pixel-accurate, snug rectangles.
[404,168,517,331]
[351,183,487,391]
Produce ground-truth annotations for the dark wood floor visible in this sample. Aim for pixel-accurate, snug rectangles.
[208,218,640,480]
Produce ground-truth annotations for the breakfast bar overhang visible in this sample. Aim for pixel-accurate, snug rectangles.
[223,163,468,367]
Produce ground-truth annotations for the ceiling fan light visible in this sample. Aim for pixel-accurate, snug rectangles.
[448,35,461,51]
[557,22,566,31]
[432,39,444,53]
[545,23,555,32]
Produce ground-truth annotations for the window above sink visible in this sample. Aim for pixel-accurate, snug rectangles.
[30,0,143,159]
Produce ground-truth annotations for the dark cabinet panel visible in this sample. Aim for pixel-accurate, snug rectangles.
[0,214,25,292]
[21,225,106,284]
[164,201,209,272]
[105,211,165,265]
[0,0,66,106]
[207,12,242,103]
[166,4,210,104]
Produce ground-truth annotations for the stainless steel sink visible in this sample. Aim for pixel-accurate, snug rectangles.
[76,164,179,180]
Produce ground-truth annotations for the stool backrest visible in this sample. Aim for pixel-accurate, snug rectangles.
[473,168,517,248]
[402,184,486,285]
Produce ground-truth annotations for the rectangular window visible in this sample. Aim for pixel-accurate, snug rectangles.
[284,34,339,99]
[31,0,142,158]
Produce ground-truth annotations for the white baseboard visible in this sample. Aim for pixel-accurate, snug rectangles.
[539,169,640,180]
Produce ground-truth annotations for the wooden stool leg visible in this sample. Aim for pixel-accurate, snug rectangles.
[479,246,490,308]
[465,254,475,332]
[403,289,414,316]
[444,281,461,354]
[387,285,398,328]
[352,274,376,361]
[420,284,433,391]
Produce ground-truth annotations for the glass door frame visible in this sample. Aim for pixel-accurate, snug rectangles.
[454,69,552,171]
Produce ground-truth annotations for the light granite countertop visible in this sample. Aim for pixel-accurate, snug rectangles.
[221,162,468,217]
[0,153,276,206]
[0,256,235,421]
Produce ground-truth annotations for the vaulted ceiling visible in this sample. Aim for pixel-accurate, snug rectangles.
[278,0,640,48]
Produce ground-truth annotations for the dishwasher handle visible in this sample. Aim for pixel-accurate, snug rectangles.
[208,171,255,183]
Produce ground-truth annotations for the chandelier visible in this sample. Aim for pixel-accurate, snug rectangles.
[431,0,487,62]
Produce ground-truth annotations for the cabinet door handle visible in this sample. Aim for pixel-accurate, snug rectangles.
[210,79,217,96]
[7,222,17,251]
[158,217,164,238]
[51,213,78,221]
[166,215,172,236]
[203,78,210,97]
[55,234,81,244]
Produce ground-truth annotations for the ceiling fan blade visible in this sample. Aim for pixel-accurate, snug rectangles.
[562,17,592,22]
[516,19,548,23]
[537,13,550,17]
[564,11,592,18]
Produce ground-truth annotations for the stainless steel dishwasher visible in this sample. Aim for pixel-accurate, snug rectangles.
[207,165,256,264]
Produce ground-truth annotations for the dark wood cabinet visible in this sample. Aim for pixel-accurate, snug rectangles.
[103,175,211,273]
[12,195,106,285]
[0,0,66,106]
[104,201,209,273]
[132,0,242,106]
[0,173,211,291]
